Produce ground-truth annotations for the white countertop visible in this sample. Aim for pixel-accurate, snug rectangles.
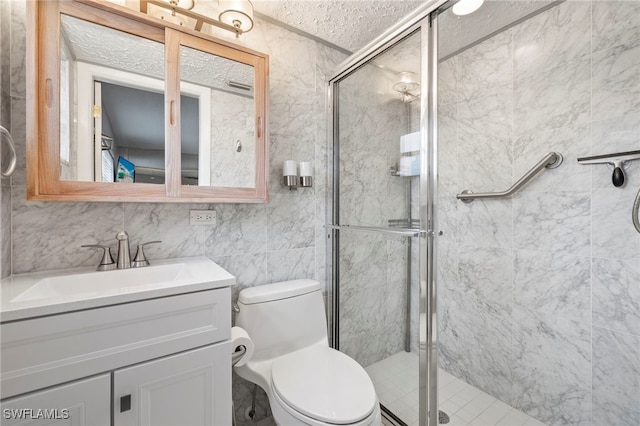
[0,256,235,322]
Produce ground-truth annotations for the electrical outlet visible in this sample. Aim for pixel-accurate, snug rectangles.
[190,210,216,226]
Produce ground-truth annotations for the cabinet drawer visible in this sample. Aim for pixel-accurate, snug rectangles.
[1,288,230,399]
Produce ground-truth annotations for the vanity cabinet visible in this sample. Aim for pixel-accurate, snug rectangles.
[1,375,110,426]
[27,0,269,203]
[114,344,230,426]
[0,288,232,425]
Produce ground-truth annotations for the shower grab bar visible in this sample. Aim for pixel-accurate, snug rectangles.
[456,152,563,203]
[325,224,426,238]
[0,125,17,178]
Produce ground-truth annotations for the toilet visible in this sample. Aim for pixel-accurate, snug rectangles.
[234,279,381,426]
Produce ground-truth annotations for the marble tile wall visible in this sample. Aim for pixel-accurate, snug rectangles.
[3,1,346,423]
[0,0,12,280]
[437,2,640,425]
[335,61,412,367]
[209,91,255,188]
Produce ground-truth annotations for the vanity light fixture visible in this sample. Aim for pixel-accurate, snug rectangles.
[169,0,195,10]
[452,0,484,16]
[218,0,254,33]
[299,161,313,187]
[283,160,313,190]
[283,160,298,190]
[140,0,255,37]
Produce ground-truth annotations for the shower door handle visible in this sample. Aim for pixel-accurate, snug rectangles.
[325,224,426,238]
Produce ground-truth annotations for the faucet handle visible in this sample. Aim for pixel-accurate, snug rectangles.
[81,244,116,271]
[131,241,162,268]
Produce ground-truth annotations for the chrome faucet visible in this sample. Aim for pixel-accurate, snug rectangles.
[116,230,131,269]
[83,232,162,271]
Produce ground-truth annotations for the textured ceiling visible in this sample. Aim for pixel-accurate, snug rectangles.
[252,0,559,56]
[252,0,424,53]
[61,14,254,95]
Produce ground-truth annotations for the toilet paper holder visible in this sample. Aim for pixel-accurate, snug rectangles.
[232,345,247,366]
[230,326,254,367]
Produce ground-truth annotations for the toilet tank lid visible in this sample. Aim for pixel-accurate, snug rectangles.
[238,279,321,305]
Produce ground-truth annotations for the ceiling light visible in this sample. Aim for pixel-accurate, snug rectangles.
[393,71,420,93]
[452,0,484,16]
[393,72,420,103]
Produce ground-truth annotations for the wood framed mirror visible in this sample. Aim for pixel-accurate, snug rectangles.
[27,0,269,203]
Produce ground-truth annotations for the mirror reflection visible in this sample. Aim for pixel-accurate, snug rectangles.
[59,14,166,184]
[99,83,200,184]
[179,45,256,188]
[59,14,258,188]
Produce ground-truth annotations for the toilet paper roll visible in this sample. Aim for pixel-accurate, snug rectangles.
[231,326,254,367]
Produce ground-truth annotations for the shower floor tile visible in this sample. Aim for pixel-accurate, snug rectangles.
[366,352,547,426]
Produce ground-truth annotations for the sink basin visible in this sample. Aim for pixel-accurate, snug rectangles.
[11,263,192,303]
[1,256,236,322]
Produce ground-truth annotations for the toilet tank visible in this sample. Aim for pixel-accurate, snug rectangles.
[236,279,328,362]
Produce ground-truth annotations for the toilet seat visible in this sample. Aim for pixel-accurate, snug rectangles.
[271,346,377,425]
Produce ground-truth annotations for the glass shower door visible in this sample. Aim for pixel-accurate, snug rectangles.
[330,28,432,426]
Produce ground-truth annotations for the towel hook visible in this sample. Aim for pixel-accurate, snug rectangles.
[0,126,17,177]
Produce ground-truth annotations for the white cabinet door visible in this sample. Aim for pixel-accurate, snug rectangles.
[113,343,231,426]
[0,375,110,426]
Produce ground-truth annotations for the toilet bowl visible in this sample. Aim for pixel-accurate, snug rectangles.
[234,279,381,426]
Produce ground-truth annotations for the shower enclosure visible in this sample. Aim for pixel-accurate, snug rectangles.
[328,1,640,426]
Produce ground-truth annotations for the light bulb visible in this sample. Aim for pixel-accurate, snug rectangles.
[452,0,484,16]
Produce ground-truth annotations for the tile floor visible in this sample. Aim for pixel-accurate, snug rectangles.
[366,351,547,426]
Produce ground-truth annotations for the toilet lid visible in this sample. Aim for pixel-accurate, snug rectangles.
[271,346,377,425]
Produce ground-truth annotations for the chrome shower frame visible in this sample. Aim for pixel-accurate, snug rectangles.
[326,1,447,425]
